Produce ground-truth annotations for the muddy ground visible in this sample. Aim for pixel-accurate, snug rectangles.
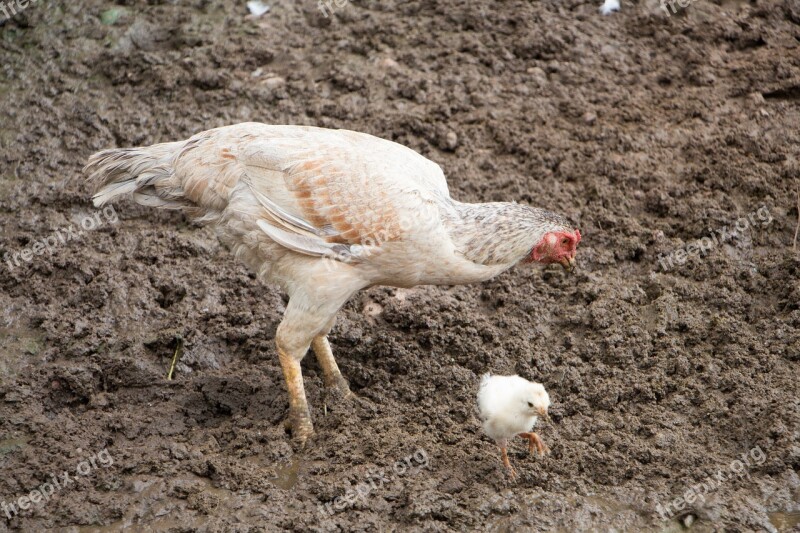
[0,0,799,531]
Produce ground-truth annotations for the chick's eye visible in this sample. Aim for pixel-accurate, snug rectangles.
[527,401,534,408]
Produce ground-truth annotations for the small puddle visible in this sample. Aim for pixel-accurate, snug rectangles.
[243,454,301,490]
[77,514,207,533]
[0,435,30,456]
[0,322,44,384]
[76,474,265,532]
[72,455,308,530]
[271,457,301,490]
[486,494,695,532]
[769,511,800,532]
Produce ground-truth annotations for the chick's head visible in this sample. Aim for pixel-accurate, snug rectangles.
[520,382,550,419]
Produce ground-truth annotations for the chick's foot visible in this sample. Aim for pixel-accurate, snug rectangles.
[519,432,549,456]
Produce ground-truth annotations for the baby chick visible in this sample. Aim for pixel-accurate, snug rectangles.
[599,0,620,15]
[477,374,551,479]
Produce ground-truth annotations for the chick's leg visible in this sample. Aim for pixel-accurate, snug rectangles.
[311,335,352,398]
[519,432,549,455]
[500,445,517,480]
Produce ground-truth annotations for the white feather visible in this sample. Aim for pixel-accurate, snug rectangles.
[246,1,270,16]
[600,0,620,15]
[255,219,355,261]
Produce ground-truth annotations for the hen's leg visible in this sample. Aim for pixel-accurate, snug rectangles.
[518,432,549,455]
[275,278,361,446]
[275,303,322,447]
[311,335,352,397]
[276,343,313,446]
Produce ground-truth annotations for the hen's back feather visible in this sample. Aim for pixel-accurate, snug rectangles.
[85,123,451,261]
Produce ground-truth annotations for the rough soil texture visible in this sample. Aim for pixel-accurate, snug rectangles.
[1,0,799,531]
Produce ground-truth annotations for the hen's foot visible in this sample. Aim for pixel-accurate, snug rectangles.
[284,406,315,448]
[312,337,348,387]
[324,375,356,401]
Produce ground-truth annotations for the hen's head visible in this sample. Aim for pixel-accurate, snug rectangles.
[528,228,581,272]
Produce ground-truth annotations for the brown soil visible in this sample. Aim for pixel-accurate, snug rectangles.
[1,0,799,531]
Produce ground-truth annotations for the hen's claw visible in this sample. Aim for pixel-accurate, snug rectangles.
[313,335,356,405]
[322,377,358,415]
[285,407,315,448]
[327,376,356,399]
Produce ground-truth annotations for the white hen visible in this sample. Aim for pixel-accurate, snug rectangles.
[478,374,551,479]
[85,124,581,446]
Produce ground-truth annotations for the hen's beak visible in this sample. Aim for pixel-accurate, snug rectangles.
[559,256,576,273]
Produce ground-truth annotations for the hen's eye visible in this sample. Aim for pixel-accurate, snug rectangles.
[561,238,570,245]
[527,401,534,408]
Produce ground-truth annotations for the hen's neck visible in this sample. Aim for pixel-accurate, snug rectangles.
[443,200,557,266]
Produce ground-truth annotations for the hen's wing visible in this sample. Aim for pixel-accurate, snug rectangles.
[177,124,449,260]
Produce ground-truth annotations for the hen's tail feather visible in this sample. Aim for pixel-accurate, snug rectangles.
[84,141,188,209]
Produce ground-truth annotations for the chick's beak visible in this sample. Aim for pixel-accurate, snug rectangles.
[537,406,549,420]
[559,256,576,273]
